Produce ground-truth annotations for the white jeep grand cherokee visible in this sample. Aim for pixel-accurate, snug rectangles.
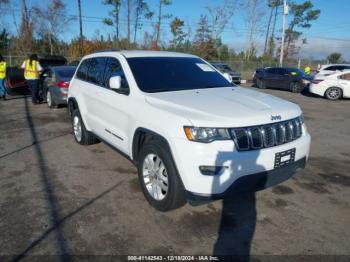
[68,50,311,211]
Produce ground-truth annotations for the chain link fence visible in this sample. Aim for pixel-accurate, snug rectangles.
[3,54,323,81]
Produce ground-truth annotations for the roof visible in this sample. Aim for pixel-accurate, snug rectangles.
[50,65,76,70]
[321,64,350,68]
[84,50,197,59]
[121,50,197,58]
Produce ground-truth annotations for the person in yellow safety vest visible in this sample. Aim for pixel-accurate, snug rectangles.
[0,54,7,100]
[21,54,43,104]
[304,65,311,75]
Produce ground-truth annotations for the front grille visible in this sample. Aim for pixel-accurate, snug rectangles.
[231,117,303,151]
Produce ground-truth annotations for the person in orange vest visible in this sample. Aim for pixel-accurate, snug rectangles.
[0,54,7,100]
[21,54,43,104]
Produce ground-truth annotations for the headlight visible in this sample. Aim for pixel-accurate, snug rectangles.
[184,127,231,143]
[302,79,310,84]
[299,114,304,124]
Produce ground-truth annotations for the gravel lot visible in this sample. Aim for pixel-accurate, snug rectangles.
[0,87,349,261]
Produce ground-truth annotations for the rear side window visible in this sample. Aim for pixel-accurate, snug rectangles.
[340,73,350,80]
[325,66,342,71]
[76,59,90,80]
[267,68,278,74]
[86,57,107,85]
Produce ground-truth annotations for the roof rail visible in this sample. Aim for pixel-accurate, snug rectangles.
[94,49,121,53]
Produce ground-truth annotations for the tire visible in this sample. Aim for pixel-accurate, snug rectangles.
[137,139,186,211]
[46,90,57,109]
[257,79,266,89]
[325,87,342,100]
[71,109,98,145]
[290,82,302,93]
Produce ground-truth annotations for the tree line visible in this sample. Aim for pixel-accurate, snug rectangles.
[0,0,328,63]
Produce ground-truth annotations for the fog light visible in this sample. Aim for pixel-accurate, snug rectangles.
[199,166,227,176]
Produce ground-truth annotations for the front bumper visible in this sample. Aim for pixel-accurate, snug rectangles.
[170,129,310,196]
[187,157,306,201]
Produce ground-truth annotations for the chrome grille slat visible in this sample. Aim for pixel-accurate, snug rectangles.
[231,117,303,151]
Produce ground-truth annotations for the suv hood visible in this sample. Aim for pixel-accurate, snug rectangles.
[145,86,302,127]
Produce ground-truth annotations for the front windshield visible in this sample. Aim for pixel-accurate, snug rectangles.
[217,64,235,72]
[127,57,232,93]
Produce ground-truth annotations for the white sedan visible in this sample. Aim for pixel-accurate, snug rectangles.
[309,71,350,100]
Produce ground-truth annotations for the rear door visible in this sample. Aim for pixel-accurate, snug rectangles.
[277,68,291,89]
[91,57,131,154]
[265,68,279,88]
[81,57,108,134]
[338,72,350,97]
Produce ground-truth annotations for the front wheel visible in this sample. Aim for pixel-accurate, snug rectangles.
[325,87,342,100]
[137,140,186,211]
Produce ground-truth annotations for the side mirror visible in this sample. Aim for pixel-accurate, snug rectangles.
[109,76,122,90]
[223,72,232,83]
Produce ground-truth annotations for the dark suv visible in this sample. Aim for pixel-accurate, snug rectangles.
[253,67,313,93]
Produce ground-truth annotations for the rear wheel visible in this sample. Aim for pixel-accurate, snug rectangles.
[257,79,266,89]
[290,82,302,93]
[325,87,342,100]
[46,90,57,109]
[137,140,186,211]
[71,109,98,145]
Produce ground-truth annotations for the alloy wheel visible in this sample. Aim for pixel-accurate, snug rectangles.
[327,87,341,100]
[47,91,52,107]
[142,154,168,201]
[73,116,82,142]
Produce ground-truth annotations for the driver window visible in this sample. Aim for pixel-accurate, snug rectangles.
[104,58,129,90]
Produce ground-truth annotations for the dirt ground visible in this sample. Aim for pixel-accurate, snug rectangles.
[0,87,349,261]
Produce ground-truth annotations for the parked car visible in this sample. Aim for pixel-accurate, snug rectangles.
[309,71,350,100]
[68,50,311,211]
[4,55,67,96]
[315,64,350,80]
[68,60,80,66]
[253,67,313,93]
[211,62,241,84]
[42,66,76,108]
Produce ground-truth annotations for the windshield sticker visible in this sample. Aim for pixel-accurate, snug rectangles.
[196,63,215,72]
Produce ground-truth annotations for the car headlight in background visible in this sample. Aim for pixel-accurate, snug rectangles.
[302,79,310,85]
[299,114,304,124]
[184,127,231,143]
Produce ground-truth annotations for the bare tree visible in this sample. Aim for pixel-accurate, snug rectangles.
[11,0,36,54]
[103,0,122,43]
[127,0,131,45]
[33,0,73,55]
[244,0,265,60]
[78,0,83,56]
[267,0,282,57]
[154,0,171,49]
[133,0,153,44]
[206,0,237,41]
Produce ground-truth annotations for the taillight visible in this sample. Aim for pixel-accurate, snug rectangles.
[312,79,323,84]
[56,81,69,88]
